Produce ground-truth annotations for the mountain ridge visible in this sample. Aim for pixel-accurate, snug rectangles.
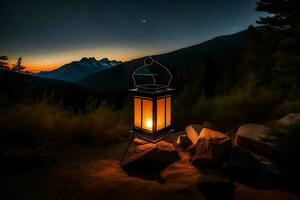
[36,57,121,82]
[79,29,248,93]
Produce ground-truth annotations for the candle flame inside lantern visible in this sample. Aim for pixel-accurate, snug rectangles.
[146,119,153,129]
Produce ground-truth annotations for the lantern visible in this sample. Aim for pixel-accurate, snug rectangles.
[129,57,174,143]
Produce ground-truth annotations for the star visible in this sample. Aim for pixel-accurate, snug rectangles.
[142,19,147,24]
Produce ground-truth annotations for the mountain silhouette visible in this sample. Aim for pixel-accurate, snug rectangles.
[36,57,121,82]
[80,29,247,92]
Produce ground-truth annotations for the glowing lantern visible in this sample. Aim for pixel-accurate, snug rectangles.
[129,57,174,143]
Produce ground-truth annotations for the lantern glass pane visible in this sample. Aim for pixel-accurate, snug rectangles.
[134,97,141,128]
[156,98,165,131]
[142,99,153,132]
[166,96,171,127]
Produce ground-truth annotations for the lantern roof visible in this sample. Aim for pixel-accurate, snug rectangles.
[128,87,174,97]
[131,57,173,91]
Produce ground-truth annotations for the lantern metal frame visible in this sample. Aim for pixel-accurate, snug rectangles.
[129,57,175,143]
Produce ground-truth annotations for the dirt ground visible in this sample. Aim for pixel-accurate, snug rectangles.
[0,135,299,200]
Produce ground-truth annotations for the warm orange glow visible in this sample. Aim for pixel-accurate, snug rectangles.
[156,96,171,131]
[166,96,171,127]
[134,95,171,133]
[8,59,66,72]
[8,47,164,72]
[142,99,153,132]
[145,119,153,129]
[134,98,142,128]
[25,63,63,72]
[157,98,165,130]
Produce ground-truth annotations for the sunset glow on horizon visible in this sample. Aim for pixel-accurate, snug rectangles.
[1,0,262,73]
[7,47,163,72]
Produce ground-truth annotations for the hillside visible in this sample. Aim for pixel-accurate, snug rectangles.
[80,30,247,93]
[0,70,102,109]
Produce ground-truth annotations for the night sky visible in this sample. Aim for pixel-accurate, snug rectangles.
[0,0,262,71]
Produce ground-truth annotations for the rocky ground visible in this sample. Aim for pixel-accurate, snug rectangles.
[1,114,300,200]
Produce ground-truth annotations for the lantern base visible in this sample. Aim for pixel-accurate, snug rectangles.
[129,128,174,143]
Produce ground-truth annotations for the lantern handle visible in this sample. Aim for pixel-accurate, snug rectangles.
[132,56,173,88]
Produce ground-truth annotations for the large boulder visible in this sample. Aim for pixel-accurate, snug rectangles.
[185,122,215,146]
[278,113,300,125]
[121,140,179,180]
[223,146,280,185]
[185,124,203,145]
[235,123,277,157]
[164,131,185,144]
[192,128,232,166]
[176,134,192,150]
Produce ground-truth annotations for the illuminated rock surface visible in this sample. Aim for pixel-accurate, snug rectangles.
[235,123,277,157]
[120,140,179,180]
[278,113,300,125]
[185,124,203,145]
[176,134,192,149]
[192,128,232,166]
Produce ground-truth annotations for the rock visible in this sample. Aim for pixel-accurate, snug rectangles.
[235,123,277,157]
[223,146,280,185]
[161,160,202,187]
[185,124,203,145]
[176,134,192,149]
[187,144,197,155]
[202,121,215,129]
[121,141,179,180]
[164,131,185,144]
[133,137,149,146]
[278,113,300,125]
[236,123,270,143]
[192,128,232,166]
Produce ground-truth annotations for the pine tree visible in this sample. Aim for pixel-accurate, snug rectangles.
[256,0,300,94]
[256,0,300,29]
[0,56,9,71]
[12,57,26,72]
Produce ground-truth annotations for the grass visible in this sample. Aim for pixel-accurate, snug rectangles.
[0,84,298,147]
[174,86,284,131]
[0,96,129,147]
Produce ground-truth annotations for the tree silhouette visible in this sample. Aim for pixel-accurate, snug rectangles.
[256,0,300,29]
[0,56,9,71]
[256,0,300,92]
[12,57,26,72]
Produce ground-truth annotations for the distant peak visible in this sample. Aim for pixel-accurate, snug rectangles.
[99,58,109,62]
[80,57,97,62]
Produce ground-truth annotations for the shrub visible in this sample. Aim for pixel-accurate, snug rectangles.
[175,87,283,131]
[68,103,129,145]
[211,88,282,128]
[0,97,129,147]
